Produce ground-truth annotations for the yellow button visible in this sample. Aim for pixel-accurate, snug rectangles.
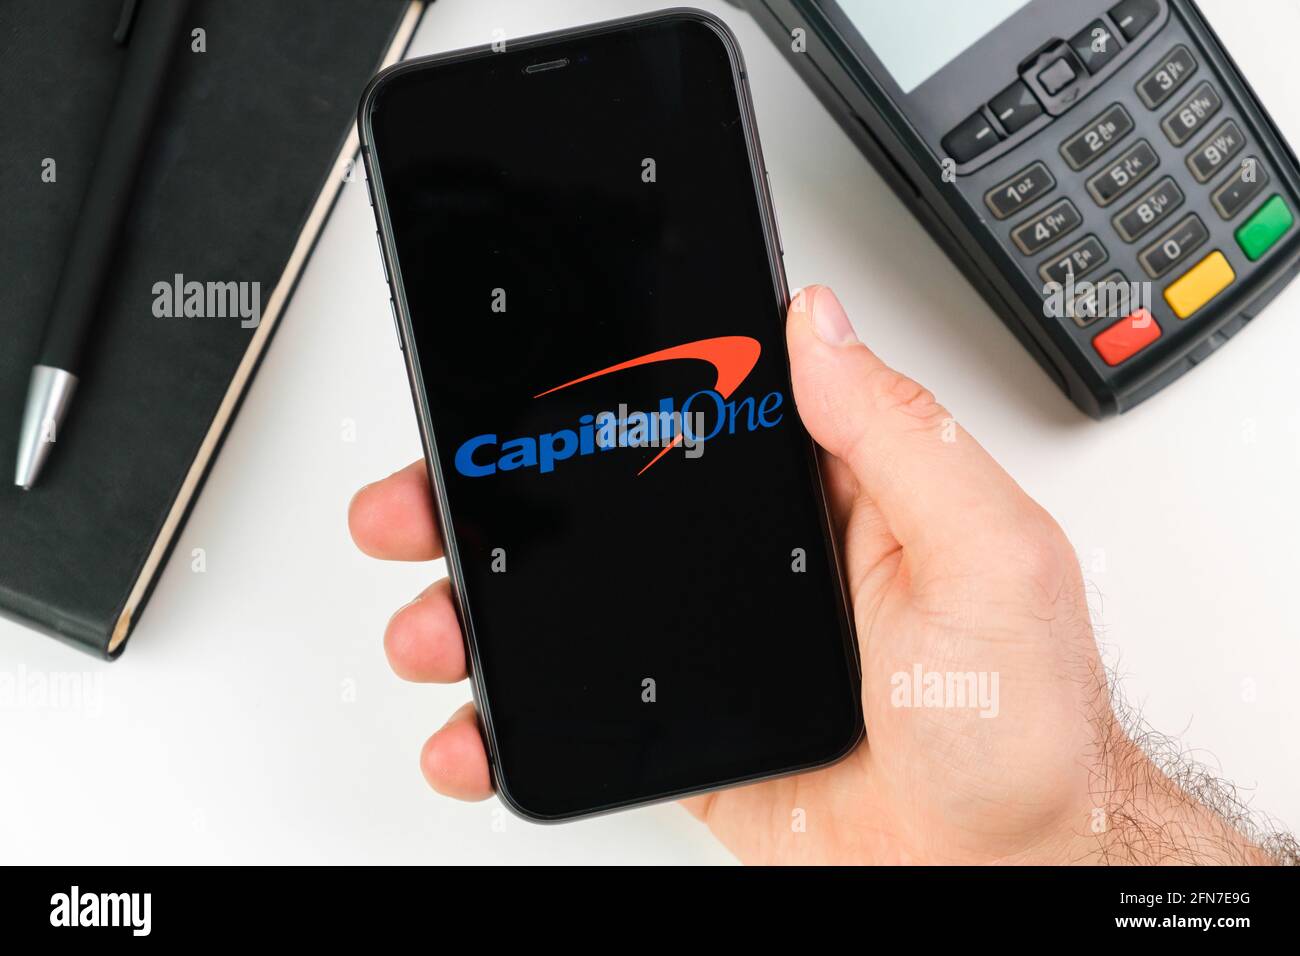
[1163,251,1235,319]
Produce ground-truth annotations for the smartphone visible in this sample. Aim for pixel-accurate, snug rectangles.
[739,0,1300,418]
[358,9,862,821]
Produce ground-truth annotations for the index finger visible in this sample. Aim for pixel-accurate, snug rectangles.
[348,459,445,561]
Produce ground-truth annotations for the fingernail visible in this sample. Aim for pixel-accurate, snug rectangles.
[811,287,858,347]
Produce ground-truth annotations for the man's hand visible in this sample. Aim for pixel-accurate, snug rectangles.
[349,285,1277,864]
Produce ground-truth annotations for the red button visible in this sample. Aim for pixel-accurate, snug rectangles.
[1092,309,1161,366]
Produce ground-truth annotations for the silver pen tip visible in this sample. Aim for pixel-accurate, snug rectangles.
[14,365,78,489]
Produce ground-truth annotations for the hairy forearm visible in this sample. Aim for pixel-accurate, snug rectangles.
[1062,720,1296,865]
[1084,730,1279,864]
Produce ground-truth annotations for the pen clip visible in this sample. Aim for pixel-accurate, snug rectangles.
[113,0,140,46]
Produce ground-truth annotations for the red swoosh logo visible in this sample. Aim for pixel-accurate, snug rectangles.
[533,336,762,475]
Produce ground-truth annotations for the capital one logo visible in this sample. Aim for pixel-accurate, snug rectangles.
[453,336,785,477]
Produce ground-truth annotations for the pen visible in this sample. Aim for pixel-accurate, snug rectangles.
[15,0,190,489]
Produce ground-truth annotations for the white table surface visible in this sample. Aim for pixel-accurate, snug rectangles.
[4,0,1298,864]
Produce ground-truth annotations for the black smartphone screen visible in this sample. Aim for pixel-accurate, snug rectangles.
[365,13,861,819]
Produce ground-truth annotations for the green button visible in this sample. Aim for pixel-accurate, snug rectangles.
[1235,194,1294,261]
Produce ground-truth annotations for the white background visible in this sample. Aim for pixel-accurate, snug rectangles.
[3,0,1298,864]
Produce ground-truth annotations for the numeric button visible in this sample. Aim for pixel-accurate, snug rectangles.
[1039,235,1109,285]
[1138,214,1209,277]
[984,162,1055,220]
[1011,200,1082,255]
[1086,139,1158,206]
[1161,82,1221,146]
[1187,120,1245,182]
[1137,46,1196,108]
[1060,103,1134,170]
[1113,177,1184,242]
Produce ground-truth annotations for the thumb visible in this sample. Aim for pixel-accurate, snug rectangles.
[786,285,1037,555]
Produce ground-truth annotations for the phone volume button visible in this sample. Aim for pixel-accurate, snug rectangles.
[374,231,392,286]
[765,170,785,256]
[389,298,404,351]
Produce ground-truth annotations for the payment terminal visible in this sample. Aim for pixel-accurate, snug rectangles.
[736,0,1300,417]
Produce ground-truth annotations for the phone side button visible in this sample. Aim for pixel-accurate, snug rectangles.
[765,171,784,256]
[374,232,392,287]
[389,298,404,351]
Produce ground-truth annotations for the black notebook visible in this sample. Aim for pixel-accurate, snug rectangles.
[0,0,425,658]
